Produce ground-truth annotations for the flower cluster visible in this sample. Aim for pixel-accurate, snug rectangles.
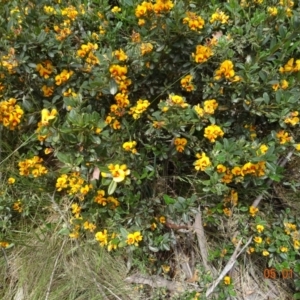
[101,164,130,183]
[42,85,54,97]
[0,48,18,74]
[214,60,237,80]
[61,5,80,21]
[140,43,153,55]
[41,108,58,126]
[193,152,211,171]
[249,206,259,217]
[272,79,289,91]
[18,156,48,177]
[13,200,22,213]
[0,241,9,248]
[276,130,292,144]
[174,137,187,152]
[56,172,92,199]
[113,49,128,61]
[192,45,213,63]
[126,231,143,246]
[267,7,278,16]
[180,74,195,92]
[77,42,99,71]
[36,60,53,78]
[129,99,150,119]
[94,190,120,208]
[165,94,189,108]
[53,23,72,41]
[111,6,121,13]
[0,98,24,130]
[223,189,238,216]
[183,12,205,31]
[123,141,137,154]
[194,99,218,117]
[279,58,300,73]
[95,230,119,251]
[55,69,74,85]
[284,111,299,126]
[210,10,229,24]
[204,124,224,142]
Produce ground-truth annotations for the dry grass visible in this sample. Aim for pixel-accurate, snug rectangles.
[0,227,139,300]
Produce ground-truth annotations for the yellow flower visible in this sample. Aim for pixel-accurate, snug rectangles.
[13,200,22,212]
[159,216,166,224]
[215,60,235,80]
[276,130,292,144]
[280,246,288,252]
[180,74,195,92]
[254,236,262,244]
[256,225,264,233]
[194,152,211,171]
[203,99,218,114]
[95,230,108,247]
[126,231,142,246]
[249,206,259,217]
[161,265,170,273]
[231,166,241,176]
[42,85,54,97]
[281,79,289,89]
[123,141,137,153]
[194,104,204,117]
[138,19,146,26]
[224,276,231,285]
[262,250,269,256]
[217,164,227,173]
[126,233,135,245]
[71,203,81,218]
[295,144,300,151]
[174,137,187,152]
[41,108,58,126]
[192,45,213,63]
[210,10,229,24]
[0,241,9,248]
[204,124,224,142]
[8,177,15,184]
[140,43,153,55]
[267,7,278,16]
[151,222,157,231]
[113,49,128,61]
[102,164,130,183]
[183,12,205,31]
[111,6,121,13]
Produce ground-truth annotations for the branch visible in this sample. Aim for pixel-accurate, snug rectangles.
[205,237,252,298]
[193,207,212,274]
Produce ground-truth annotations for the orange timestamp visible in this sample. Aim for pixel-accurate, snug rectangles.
[263,268,294,279]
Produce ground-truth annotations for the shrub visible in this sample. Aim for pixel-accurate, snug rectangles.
[0,0,300,298]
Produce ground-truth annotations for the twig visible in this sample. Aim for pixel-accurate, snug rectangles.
[205,237,252,298]
[193,207,212,273]
[45,238,67,300]
[252,150,294,207]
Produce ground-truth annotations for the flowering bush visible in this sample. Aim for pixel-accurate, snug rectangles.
[1,0,300,298]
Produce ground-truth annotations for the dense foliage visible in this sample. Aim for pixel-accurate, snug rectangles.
[1,0,300,298]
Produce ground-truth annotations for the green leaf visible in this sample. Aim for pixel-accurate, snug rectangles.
[108,180,117,195]
[120,227,128,238]
[58,227,70,236]
[56,152,72,164]
[163,194,175,205]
